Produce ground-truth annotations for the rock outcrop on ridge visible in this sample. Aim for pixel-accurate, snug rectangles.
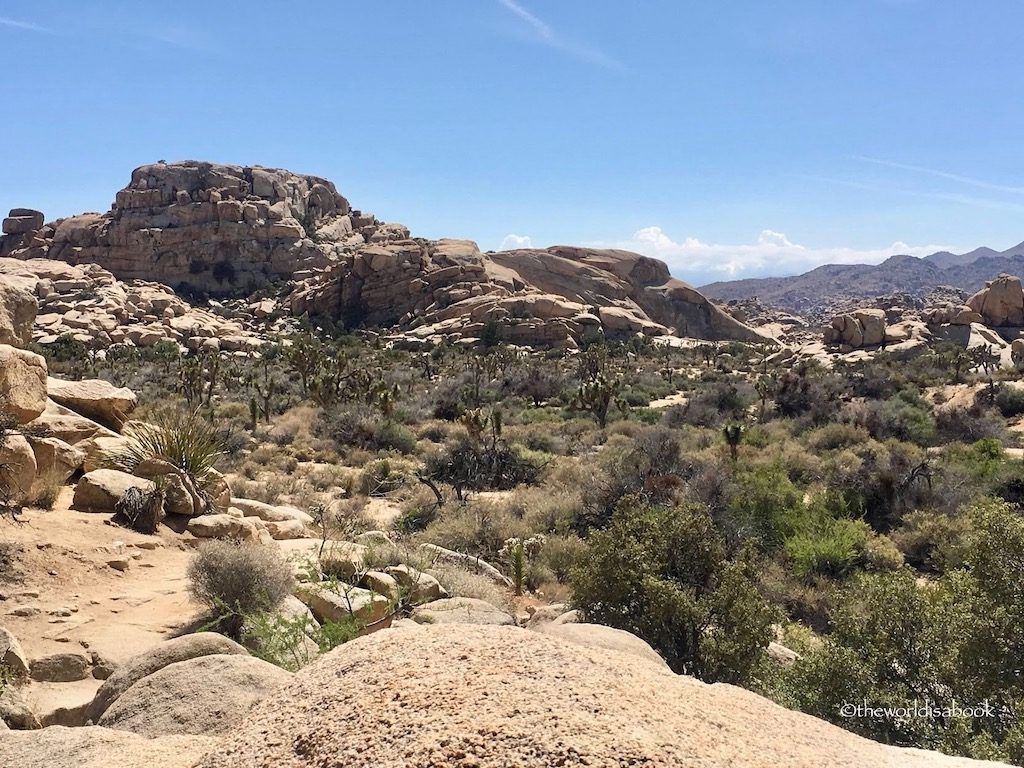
[0,161,766,348]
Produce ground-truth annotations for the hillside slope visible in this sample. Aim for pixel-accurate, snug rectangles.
[701,252,1024,315]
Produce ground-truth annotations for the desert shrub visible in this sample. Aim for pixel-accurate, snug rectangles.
[725,465,803,549]
[243,612,320,671]
[863,389,936,446]
[571,496,776,683]
[507,364,563,406]
[319,403,377,450]
[426,561,516,612]
[423,437,542,501]
[538,532,587,583]
[779,502,1024,762]
[935,405,1007,444]
[756,558,832,631]
[860,530,905,571]
[995,386,1024,417]
[28,470,65,511]
[575,428,685,533]
[431,384,466,420]
[106,410,224,493]
[114,486,165,534]
[395,485,443,533]
[802,423,868,454]
[419,500,529,561]
[373,421,417,454]
[359,458,408,496]
[889,508,972,573]
[672,383,750,427]
[784,518,868,581]
[187,541,294,638]
[820,438,930,532]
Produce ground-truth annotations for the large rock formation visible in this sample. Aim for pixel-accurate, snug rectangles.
[0,163,346,293]
[967,274,1024,327]
[0,161,766,348]
[823,308,887,348]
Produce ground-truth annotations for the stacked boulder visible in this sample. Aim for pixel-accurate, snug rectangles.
[922,302,983,326]
[966,274,1024,327]
[823,308,887,349]
[0,280,144,503]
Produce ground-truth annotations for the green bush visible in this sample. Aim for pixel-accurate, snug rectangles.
[784,518,867,581]
[774,500,1024,763]
[995,386,1024,417]
[726,465,803,549]
[571,496,776,683]
[373,421,417,454]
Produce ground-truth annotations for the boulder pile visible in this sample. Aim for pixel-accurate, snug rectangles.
[0,161,767,349]
[0,258,265,353]
[822,308,887,348]
[967,274,1024,327]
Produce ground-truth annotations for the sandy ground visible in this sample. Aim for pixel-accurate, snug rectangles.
[1,488,202,720]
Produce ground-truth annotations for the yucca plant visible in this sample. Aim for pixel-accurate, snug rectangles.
[105,410,225,493]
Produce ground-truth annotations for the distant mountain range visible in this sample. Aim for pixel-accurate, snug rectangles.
[700,241,1024,315]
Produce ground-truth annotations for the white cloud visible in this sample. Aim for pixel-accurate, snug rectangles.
[588,226,951,285]
[0,16,53,34]
[499,233,533,250]
[495,0,623,71]
[757,229,794,247]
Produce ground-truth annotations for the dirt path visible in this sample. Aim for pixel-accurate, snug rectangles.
[1,489,201,678]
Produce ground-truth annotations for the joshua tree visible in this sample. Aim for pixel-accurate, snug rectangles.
[574,374,627,428]
[722,423,744,463]
[755,374,775,422]
[285,332,324,395]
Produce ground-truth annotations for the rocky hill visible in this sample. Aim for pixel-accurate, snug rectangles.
[0,161,764,349]
[702,249,1024,317]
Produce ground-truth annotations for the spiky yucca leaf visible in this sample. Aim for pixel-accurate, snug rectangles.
[105,410,224,491]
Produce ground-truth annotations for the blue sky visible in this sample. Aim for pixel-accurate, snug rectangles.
[2,1,1023,286]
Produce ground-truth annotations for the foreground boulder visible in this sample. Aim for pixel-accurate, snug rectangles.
[47,378,137,432]
[186,514,262,541]
[294,583,391,628]
[0,345,47,424]
[0,726,215,768]
[72,469,154,513]
[533,622,668,669]
[26,435,85,483]
[0,626,29,677]
[0,434,36,502]
[97,654,291,738]
[0,275,37,347]
[195,624,1002,768]
[86,632,248,723]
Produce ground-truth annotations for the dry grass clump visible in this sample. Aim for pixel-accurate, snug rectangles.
[28,469,65,510]
[187,540,294,638]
